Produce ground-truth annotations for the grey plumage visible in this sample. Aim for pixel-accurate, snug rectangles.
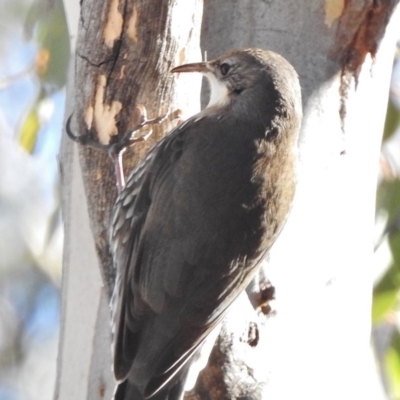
[110,48,302,399]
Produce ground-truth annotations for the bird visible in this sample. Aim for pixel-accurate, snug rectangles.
[110,48,302,400]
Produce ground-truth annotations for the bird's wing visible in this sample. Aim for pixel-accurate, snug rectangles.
[110,122,184,381]
[111,115,266,392]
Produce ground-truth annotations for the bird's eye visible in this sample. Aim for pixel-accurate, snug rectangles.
[220,63,230,76]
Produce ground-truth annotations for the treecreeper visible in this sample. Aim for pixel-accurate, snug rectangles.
[110,48,302,400]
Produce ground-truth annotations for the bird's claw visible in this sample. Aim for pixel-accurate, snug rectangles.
[115,106,168,154]
[66,105,168,192]
[66,105,166,152]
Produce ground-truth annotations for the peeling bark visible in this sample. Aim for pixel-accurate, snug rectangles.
[333,0,399,130]
[58,1,203,399]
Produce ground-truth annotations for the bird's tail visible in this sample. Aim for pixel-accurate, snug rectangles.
[114,380,142,400]
[113,364,190,400]
[114,380,186,400]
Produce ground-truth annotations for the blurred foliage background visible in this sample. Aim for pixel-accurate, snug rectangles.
[0,0,68,399]
[0,0,399,399]
[374,45,400,400]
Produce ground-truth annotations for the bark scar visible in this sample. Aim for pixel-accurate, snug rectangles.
[77,51,119,68]
[332,0,397,133]
[86,74,122,144]
[127,5,139,43]
[103,0,124,48]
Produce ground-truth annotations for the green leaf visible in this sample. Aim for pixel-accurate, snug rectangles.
[372,287,398,323]
[373,233,400,323]
[389,228,400,267]
[376,179,400,224]
[385,330,400,399]
[25,0,70,93]
[19,106,40,153]
[372,289,398,323]
[383,98,400,142]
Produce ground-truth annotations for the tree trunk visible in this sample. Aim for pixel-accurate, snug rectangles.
[191,1,400,399]
[57,1,400,399]
[56,1,203,399]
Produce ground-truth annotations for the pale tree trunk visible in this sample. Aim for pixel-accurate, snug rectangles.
[57,1,400,400]
[193,2,400,399]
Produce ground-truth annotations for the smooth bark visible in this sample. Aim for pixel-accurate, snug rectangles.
[192,1,399,399]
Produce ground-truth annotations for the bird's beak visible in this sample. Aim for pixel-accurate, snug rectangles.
[171,62,211,74]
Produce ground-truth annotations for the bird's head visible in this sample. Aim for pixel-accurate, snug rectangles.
[171,48,301,119]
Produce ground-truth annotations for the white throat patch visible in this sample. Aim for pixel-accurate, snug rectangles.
[205,73,230,108]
